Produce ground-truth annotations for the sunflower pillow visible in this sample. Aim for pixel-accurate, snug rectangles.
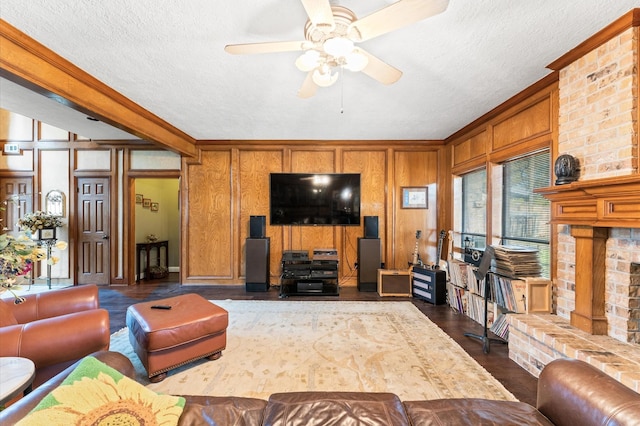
[16,356,185,426]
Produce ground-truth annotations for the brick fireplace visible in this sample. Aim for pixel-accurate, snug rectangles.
[508,9,640,387]
[547,10,639,344]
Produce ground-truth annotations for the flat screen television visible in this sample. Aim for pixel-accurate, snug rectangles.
[270,173,361,226]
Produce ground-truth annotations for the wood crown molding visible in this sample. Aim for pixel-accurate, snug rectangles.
[196,139,446,147]
[445,72,558,144]
[535,174,640,227]
[0,19,198,157]
[547,8,640,71]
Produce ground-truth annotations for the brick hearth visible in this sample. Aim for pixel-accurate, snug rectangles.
[509,314,640,392]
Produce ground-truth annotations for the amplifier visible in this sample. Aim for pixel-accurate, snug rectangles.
[377,269,412,297]
[313,248,338,261]
[311,270,338,279]
[412,267,446,305]
[311,260,338,270]
[296,281,323,293]
[284,263,310,270]
[283,268,310,279]
[282,250,309,261]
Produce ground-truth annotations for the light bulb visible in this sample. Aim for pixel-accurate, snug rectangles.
[295,50,321,72]
[323,37,354,58]
[312,66,338,87]
[344,49,368,72]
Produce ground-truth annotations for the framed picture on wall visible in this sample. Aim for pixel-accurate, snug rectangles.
[401,187,428,209]
[135,194,143,204]
[142,198,151,208]
[151,202,159,212]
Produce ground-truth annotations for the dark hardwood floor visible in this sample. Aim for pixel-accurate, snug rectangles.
[98,273,538,406]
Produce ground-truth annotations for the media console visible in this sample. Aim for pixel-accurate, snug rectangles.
[279,250,339,297]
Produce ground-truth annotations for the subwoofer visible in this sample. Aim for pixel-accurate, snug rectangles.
[364,216,379,239]
[249,215,266,238]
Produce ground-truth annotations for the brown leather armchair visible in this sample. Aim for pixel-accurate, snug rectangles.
[0,285,110,388]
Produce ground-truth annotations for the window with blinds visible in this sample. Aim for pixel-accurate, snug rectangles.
[461,168,487,250]
[502,151,551,277]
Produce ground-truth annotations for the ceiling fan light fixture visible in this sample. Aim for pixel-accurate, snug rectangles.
[322,37,354,58]
[312,66,338,87]
[295,50,321,71]
[226,0,446,97]
[344,49,368,72]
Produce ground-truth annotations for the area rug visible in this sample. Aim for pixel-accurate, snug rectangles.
[109,300,517,401]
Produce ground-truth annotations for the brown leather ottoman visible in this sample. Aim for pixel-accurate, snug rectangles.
[126,293,228,382]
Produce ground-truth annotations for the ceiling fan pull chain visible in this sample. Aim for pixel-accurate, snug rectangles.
[340,66,345,114]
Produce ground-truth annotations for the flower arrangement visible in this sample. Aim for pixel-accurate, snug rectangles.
[0,231,68,304]
[0,233,43,303]
[17,211,64,234]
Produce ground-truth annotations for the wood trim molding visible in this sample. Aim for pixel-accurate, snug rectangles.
[547,8,640,71]
[445,72,558,144]
[534,175,640,335]
[535,175,640,228]
[196,139,446,147]
[536,175,640,335]
[0,19,198,157]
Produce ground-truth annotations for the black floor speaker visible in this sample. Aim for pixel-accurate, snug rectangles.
[358,238,381,292]
[364,216,378,238]
[249,215,266,238]
[246,237,270,291]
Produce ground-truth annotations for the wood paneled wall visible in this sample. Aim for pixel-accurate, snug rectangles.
[449,75,558,174]
[182,143,443,286]
[446,74,559,284]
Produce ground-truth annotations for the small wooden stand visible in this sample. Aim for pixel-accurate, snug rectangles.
[136,240,169,282]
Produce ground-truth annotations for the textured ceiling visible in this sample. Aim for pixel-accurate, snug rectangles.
[1,0,639,142]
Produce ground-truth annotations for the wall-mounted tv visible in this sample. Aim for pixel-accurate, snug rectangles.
[270,173,361,226]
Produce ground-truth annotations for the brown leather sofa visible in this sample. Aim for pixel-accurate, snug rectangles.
[2,351,639,425]
[0,285,110,388]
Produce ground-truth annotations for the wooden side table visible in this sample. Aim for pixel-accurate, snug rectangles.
[136,240,169,282]
[0,357,35,406]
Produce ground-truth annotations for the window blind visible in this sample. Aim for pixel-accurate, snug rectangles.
[462,168,487,250]
[502,151,551,277]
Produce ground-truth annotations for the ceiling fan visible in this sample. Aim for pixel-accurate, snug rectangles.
[224,0,449,98]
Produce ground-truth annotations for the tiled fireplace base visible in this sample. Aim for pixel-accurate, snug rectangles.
[508,314,640,392]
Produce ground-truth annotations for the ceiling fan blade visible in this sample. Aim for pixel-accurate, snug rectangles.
[298,71,318,98]
[349,0,449,42]
[359,49,403,85]
[224,40,308,55]
[300,0,335,29]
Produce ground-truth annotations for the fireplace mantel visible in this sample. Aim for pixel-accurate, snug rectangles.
[535,174,640,228]
[535,174,640,335]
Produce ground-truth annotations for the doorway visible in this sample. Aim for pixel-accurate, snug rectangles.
[0,177,32,234]
[76,177,111,285]
[133,178,180,281]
